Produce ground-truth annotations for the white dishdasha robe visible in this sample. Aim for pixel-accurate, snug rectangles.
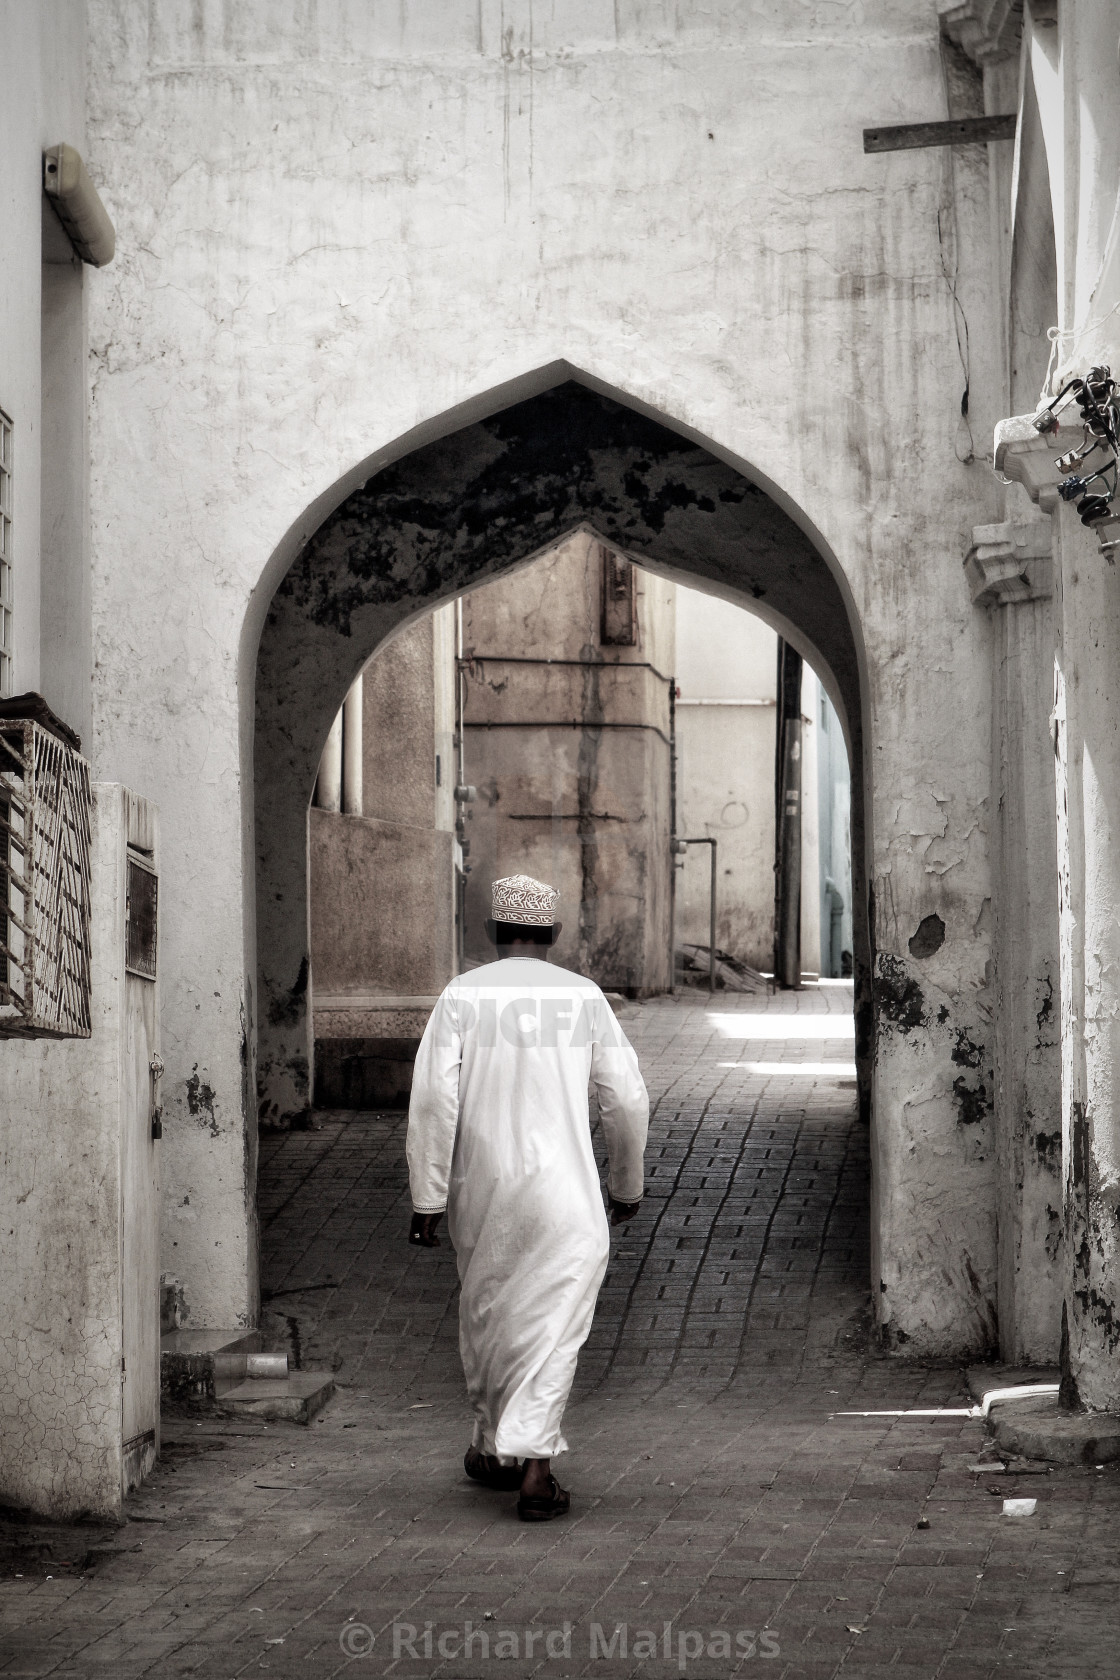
[406,956,649,1462]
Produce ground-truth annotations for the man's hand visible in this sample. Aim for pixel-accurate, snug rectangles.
[608,1193,642,1227]
[409,1211,444,1247]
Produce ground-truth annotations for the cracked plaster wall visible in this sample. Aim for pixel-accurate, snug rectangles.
[84,2,1004,1351]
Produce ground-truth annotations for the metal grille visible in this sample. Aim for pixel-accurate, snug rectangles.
[0,411,12,697]
[0,719,92,1037]
[126,854,158,979]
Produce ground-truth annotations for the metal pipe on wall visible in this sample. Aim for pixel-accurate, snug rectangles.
[709,837,717,992]
[341,677,363,816]
[680,836,718,993]
[774,639,803,989]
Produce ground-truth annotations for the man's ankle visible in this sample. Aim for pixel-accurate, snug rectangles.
[520,1456,550,1490]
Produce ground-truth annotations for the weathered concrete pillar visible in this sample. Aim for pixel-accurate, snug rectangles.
[341,675,363,816]
[965,498,1062,1363]
[998,415,1120,1404]
[315,709,343,812]
[1053,511,1120,1406]
[1053,508,1120,1409]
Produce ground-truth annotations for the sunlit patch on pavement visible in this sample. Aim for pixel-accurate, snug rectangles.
[717,1060,857,1077]
[706,1012,855,1039]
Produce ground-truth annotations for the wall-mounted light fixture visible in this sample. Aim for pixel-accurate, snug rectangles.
[1032,366,1120,559]
[42,143,116,267]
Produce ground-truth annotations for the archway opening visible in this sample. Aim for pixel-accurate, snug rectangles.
[253,379,869,1134]
[303,538,855,1111]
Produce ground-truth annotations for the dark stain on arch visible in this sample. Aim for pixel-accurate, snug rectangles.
[273,386,857,711]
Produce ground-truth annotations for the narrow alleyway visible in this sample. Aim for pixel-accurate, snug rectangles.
[3,991,1117,1678]
[258,987,867,1404]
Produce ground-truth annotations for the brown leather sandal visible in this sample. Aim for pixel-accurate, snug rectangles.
[464,1446,523,1491]
[517,1474,570,1522]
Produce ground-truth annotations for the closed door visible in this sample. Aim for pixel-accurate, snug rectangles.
[120,851,160,1491]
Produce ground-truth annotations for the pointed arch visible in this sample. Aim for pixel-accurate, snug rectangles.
[251,379,870,1125]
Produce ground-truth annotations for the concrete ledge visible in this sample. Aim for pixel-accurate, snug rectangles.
[217,1372,335,1425]
[966,1364,1120,1464]
[990,1399,1120,1465]
[314,994,437,1040]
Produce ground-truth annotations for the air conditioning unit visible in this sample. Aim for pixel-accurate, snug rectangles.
[0,717,93,1038]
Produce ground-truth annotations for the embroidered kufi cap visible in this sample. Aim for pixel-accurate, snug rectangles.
[491,873,560,927]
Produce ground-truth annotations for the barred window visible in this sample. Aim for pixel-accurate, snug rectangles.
[0,720,92,1037]
[0,411,11,697]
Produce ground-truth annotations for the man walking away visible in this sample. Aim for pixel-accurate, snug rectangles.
[406,874,649,1521]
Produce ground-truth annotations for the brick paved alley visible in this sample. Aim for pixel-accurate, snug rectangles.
[3,989,1117,1679]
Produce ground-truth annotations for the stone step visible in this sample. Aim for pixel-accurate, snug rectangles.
[965,1363,1120,1464]
[989,1399,1120,1466]
[160,1329,262,1403]
[217,1371,335,1425]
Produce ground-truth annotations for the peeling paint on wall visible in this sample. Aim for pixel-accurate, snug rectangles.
[875,954,927,1034]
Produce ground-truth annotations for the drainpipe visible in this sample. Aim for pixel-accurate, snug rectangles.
[680,837,718,993]
[774,639,803,989]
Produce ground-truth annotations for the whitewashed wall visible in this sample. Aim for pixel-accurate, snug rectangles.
[84,1,1004,1352]
[674,588,825,975]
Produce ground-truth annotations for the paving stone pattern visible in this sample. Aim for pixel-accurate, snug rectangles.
[2,989,1117,1679]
